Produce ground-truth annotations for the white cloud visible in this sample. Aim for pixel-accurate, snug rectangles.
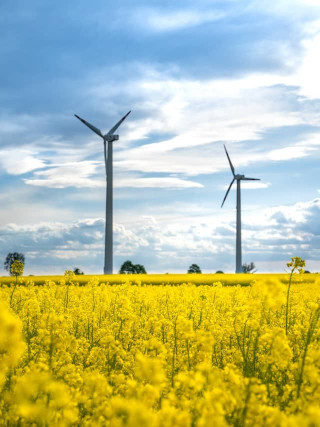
[0,149,46,175]
[295,32,320,99]
[1,198,319,274]
[4,58,320,193]
[115,176,203,189]
[265,133,320,161]
[84,65,320,179]
[124,76,303,147]
[131,8,225,32]
[8,26,320,187]
[267,146,312,161]
[223,181,270,190]
[23,159,203,190]
[241,181,270,189]
[24,161,103,188]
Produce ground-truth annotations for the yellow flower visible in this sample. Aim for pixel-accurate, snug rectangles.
[0,265,319,425]
[287,256,306,272]
[0,302,25,387]
[12,369,78,425]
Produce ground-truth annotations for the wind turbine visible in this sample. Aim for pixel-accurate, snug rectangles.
[75,111,131,274]
[221,145,260,273]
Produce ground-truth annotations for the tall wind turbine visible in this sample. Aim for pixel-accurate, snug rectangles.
[75,111,131,274]
[221,145,260,273]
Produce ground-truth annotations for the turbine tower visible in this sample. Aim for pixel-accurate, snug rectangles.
[75,111,131,274]
[221,145,260,273]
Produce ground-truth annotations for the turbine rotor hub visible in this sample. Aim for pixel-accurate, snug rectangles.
[105,135,119,142]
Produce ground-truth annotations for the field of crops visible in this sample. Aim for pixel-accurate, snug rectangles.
[1,269,320,425]
[0,272,317,287]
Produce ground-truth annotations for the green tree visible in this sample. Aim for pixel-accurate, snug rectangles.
[73,267,84,275]
[215,270,224,274]
[4,252,25,276]
[119,261,147,274]
[134,264,147,274]
[119,261,135,274]
[242,262,256,273]
[187,264,202,274]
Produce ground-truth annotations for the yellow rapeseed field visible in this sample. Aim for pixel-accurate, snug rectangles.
[1,264,320,425]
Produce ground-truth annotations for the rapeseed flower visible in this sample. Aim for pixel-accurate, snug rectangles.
[1,265,320,425]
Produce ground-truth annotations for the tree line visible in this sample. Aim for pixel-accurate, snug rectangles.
[3,252,263,275]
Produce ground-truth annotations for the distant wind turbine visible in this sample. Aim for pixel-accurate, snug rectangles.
[75,111,131,274]
[221,145,260,273]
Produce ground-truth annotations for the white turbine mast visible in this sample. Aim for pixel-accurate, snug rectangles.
[75,111,131,274]
[221,145,260,273]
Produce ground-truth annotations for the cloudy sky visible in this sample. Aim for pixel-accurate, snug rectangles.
[1,0,320,274]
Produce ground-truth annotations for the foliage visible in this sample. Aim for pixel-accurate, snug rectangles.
[242,262,256,273]
[119,260,147,274]
[4,252,25,276]
[73,267,84,275]
[134,264,147,274]
[187,264,202,274]
[216,270,224,274]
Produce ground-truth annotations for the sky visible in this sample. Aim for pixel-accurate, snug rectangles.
[1,0,320,274]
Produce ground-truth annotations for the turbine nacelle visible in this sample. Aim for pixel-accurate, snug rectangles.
[74,111,131,142]
[221,145,260,208]
[105,134,119,142]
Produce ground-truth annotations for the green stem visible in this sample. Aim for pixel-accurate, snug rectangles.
[297,307,320,399]
[9,275,18,307]
[285,270,294,335]
[186,339,191,370]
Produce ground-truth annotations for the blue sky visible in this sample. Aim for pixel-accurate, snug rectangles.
[1,0,320,274]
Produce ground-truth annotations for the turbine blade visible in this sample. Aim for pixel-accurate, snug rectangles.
[105,110,131,137]
[242,177,260,181]
[74,114,103,138]
[224,145,235,176]
[221,178,235,208]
